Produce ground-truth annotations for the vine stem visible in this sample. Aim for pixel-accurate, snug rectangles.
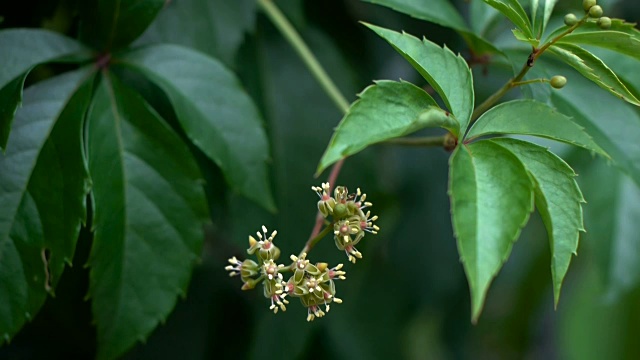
[384,135,446,147]
[469,14,589,124]
[257,0,350,114]
[258,0,350,252]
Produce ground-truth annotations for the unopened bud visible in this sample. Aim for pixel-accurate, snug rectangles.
[550,75,567,89]
[589,5,603,18]
[598,16,611,29]
[564,13,578,26]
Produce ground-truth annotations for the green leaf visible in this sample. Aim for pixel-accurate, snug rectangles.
[512,28,539,46]
[577,159,640,300]
[0,68,93,343]
[531,0,559,37]
[559,31,640,61]
[466,99,608,157]
[545,17,640,43]
[361,0,502,55]
[482,0,534,38]
[86,72,208,360]
[548,43,640,106]
[79,0,165,51]
[117,44,275,211]
[365,24,475,133]
[0,29,89,150]
[491,138,584,306]
[448,141,534,322]
[317,80,457,174]
[136,0,255,66]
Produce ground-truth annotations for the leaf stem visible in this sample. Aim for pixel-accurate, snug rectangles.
[299,224,334,259]
[259,0,351,256]
[469,15,589,124]
[257,0,350,114]
[384,135,447,147]
[512,78,549,87]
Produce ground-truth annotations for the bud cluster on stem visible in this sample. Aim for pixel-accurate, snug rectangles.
[225,183,379,321]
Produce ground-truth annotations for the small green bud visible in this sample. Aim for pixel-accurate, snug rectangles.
[550,75,567,89]
[589,5,603,18]
[333,203,348,219]
[582,0,596,12]
[598,16,612,29]
[564,13,579,26]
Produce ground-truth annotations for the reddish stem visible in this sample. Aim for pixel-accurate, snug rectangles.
[306,159,344,247]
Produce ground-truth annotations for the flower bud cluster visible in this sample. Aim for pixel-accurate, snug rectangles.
[225,226,347,321]
[312,183,380,263]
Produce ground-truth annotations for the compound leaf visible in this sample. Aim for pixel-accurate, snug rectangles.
[491,138,584,306]
[482,0,534,39]
[117,44,275,211]
[365,24,474,133]
[361,0,501,55]
[86,72,209,360]
[466,99,608,157]
[0,29,89,149]
[0,68,93,343]
[79,0,165,51]
[318,80,458,174]
[548,43,640,106]
[449,141,534,321]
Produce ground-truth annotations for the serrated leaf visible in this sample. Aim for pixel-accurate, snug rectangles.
[513,28,539,46]
[86,72,208,360]
[0,29,89,150]
[136,0,255,66]
[317,80,457,174]
[548,43,640,106]
[545,17,640,42]
[491,138,584,306]
[483,0,534,39]
[448,141,534,322]
[117,44,275,211]
[559,30,640,61]
[79,0,165,51]
[0,68,93,343]
[365,24,475,133]
[361,0,502,55]
[531,0,559,37]
[466,99,608,157]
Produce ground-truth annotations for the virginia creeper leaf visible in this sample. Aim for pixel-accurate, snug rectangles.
[449,141,534,322]
[548,43,640,106]
[117,44,275,211]
[361,0,502,55]
[466,99,608,157]
[0,68,93,343]
[86,73,208,360]
[317,80,458,174]
[491,138,584,307]
[558,31,640,61]
[79,0,165,51]
[546,17,640,43]
[531,0,559,38]
[0,29,89,150]
[137,0,255,66]
[482,0,534,39]
[365,24,475,133]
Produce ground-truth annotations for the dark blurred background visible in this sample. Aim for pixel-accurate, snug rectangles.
[1,0,639,359]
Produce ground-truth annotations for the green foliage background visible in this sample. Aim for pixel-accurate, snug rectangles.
[1,0,639,358]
